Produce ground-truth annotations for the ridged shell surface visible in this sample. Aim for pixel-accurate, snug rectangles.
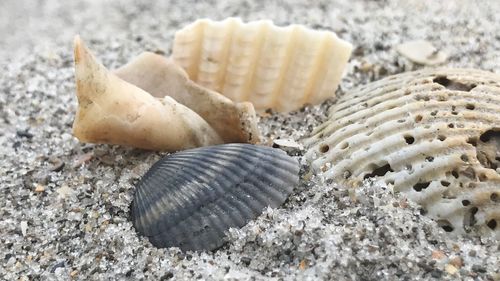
[131,144,300,251]
[172,18,352,112]
[305,68,500,236]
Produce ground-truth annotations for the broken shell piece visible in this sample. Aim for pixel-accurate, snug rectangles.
[73,36,260,151]
[131,144,299,251]
[396,40,447,65]
[272,138,304,155]
[114,51,260,144]
[172,18,353,112]
[305,68,500,236]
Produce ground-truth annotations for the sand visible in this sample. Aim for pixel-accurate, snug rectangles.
[0,0,499,280]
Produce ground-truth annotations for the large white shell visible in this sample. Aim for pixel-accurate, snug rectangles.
[305,68,500,236]
[172,18,353,112]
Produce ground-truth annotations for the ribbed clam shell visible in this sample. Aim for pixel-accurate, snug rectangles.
[131,144,300,251]
[305,68,500,236]
[172,18,352,112]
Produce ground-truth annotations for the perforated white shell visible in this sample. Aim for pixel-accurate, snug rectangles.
[305,68,500,236]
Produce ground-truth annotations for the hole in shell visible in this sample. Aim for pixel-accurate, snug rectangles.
[451,170,459,178]
[448,123,454,128]
[433,76,477,91]
[477,129,500,172]
[404,135,415,145]
[425,156,434,162]
[461,167,476,180]
[487,219,497,230]
[463,207,478,230]
[441,181,450,186]
[466,104,475,110]
[413,181,431,192]
[467,137,478,147]
[339,142,349,150]
[461,154,469,162]
[437,220,454,232]
[438,135,446,141]
[479,173,488,181]
[491,193,499,202]
[363,163,394,179]
[462,199,471,206]
[415,115,423,123]
[405,164,413,172]
[319,144,330,153]
[437,95,447,101]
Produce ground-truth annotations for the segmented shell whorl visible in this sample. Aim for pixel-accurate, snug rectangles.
[305,68,500,236]
[172,18,352,112]
[131,144,300,251]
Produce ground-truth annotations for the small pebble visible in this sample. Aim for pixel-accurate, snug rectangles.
[240,257,251,266]
[34,184,45,193]
[449,257,463,268]
[48,157,65,172]
[431,250,446,260]
[471,265,487,273]
[16,129,34,139]
[160,272,174,280]
[20,221,28,237]
[72,152,93,168]
[430,270,443,278]
[299,260,308,270]
[272,138,303,155]
[445,264,458,275]
[50,261,65,273]
[56,185,73,198]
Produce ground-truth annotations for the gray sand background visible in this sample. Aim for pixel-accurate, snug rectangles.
[1,0,499,280]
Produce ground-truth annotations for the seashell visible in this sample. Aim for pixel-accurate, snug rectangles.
[305,68,500,236]
[131,144,299,251]
[396,40,447,66]
[172,18,353,112]
[72,36,260,151]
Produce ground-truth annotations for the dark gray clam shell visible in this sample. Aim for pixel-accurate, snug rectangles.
[131,144,299,251]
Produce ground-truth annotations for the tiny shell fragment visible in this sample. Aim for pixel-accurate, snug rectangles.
[396,40,447,65]
[21,221,28,237]
[72,36,260,151]
[172,18,353,112]
[131,144,300,251]
[305,68,500,236]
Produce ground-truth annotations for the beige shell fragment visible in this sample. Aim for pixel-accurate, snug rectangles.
[73,36,260,151]
[396,40,447,65]
[305,68,500,236]
[172,18,353,112]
